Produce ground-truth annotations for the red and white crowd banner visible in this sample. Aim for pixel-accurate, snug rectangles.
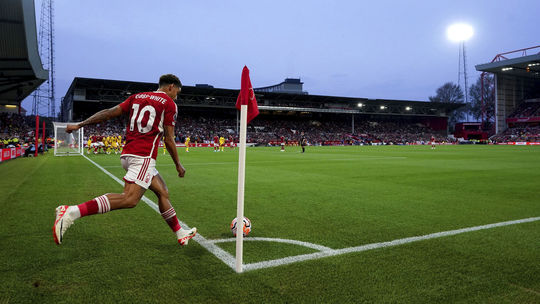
[0,147,23,162]
[499,142,540,146]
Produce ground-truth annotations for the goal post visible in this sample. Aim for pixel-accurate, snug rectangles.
[53,122,84,156]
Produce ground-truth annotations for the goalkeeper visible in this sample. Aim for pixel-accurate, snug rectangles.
[52,74,197,247]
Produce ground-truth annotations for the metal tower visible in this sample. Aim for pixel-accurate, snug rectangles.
[456,41,470,120]
[32,0,55,118]
[462,41,469,106]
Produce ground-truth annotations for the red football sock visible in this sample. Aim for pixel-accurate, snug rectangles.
[77,195,110,217]
[77,200,98,217]
[161,207,181,233]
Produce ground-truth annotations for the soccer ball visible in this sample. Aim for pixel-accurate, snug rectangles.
[230,217,251,237]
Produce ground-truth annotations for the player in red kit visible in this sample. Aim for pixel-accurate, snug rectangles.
[431,135,436,149]
[213,135,219,152]
[53,74,197,246]
[280,136,285,152]
[229,135,235,149]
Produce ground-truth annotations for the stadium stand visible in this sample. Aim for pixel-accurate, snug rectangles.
[0,0,50,160]
[0,112,35,147]
[75,111,441,147]
[489,99,540,143]
[507,100,540,118]
[490,126,540,143]
[475,46,540,135]
[62,77,459,147]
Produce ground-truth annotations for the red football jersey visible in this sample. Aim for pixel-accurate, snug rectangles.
[119,91,177,160]
[214,136,219,144]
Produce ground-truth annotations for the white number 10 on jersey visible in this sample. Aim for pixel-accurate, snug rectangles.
[129,104,156,134]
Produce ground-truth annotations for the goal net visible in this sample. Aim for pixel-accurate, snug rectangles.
[53,122,84,156]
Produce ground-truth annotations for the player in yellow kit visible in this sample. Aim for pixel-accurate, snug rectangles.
[219,136,225,152]
[118,135,123,153]
[87,137,92,154]
[162,136,168,155]
[111,136,119,154]
[105,136,112,154]
[184,136,190,152]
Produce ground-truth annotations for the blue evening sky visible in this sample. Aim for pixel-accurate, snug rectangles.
[25,0,540,113]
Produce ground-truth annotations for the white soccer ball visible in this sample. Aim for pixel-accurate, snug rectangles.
[230,217,252,237]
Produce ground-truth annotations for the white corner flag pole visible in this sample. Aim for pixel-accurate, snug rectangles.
[235,104,248,273]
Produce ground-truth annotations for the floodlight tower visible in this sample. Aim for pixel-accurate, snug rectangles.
[32,0,55,118]
[447,23,473,118]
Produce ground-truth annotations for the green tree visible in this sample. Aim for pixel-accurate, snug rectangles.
[429,82,466,131]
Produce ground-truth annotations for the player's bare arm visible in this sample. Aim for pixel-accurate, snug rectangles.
[164,124,185,178]
[66,105,123,133]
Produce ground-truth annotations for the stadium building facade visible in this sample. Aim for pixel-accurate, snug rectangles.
[61,77,460,139]
[476,45,540,134]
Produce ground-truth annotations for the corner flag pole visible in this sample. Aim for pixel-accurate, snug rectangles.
[234,65,259,273]
[235,104,247,273]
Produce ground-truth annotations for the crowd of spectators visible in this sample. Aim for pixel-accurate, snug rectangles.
[489,101,540,143]
[8,100,540,150]
[508,102,540,118]
[83,117,126,139]
[490,125,540,143]
[0,113,37,148]
[0,111,446,148]
[174,115,439,145]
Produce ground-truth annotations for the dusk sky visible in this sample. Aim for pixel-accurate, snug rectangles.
[25,0,540,114]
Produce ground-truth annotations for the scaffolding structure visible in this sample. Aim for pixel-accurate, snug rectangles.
[32,0,55,118]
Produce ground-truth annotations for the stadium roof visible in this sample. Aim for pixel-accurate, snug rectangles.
[475,46,540,79]
[0,0,48,105]
[63,77,463,121]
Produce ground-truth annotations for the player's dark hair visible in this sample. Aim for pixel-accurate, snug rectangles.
[159,74,182,88]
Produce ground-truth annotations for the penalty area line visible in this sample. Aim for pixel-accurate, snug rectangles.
[82,155,236,270]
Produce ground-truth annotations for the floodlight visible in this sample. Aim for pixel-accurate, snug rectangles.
[357,103,363,107]
[405,106,412,111]
[447,23,473,42]
[380,105,386,110]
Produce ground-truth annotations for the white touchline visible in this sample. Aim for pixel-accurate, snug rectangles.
[83,155,540,273]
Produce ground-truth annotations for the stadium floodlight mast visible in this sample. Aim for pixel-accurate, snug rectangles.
[447,23,473,120]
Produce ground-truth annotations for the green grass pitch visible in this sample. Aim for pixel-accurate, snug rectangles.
[1,145,539,303]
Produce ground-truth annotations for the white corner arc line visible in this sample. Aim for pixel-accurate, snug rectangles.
[209,237,333,251]
[242,216,540,272]
[82,155,236,270]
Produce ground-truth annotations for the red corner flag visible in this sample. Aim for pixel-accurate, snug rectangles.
[235,66,259,124]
